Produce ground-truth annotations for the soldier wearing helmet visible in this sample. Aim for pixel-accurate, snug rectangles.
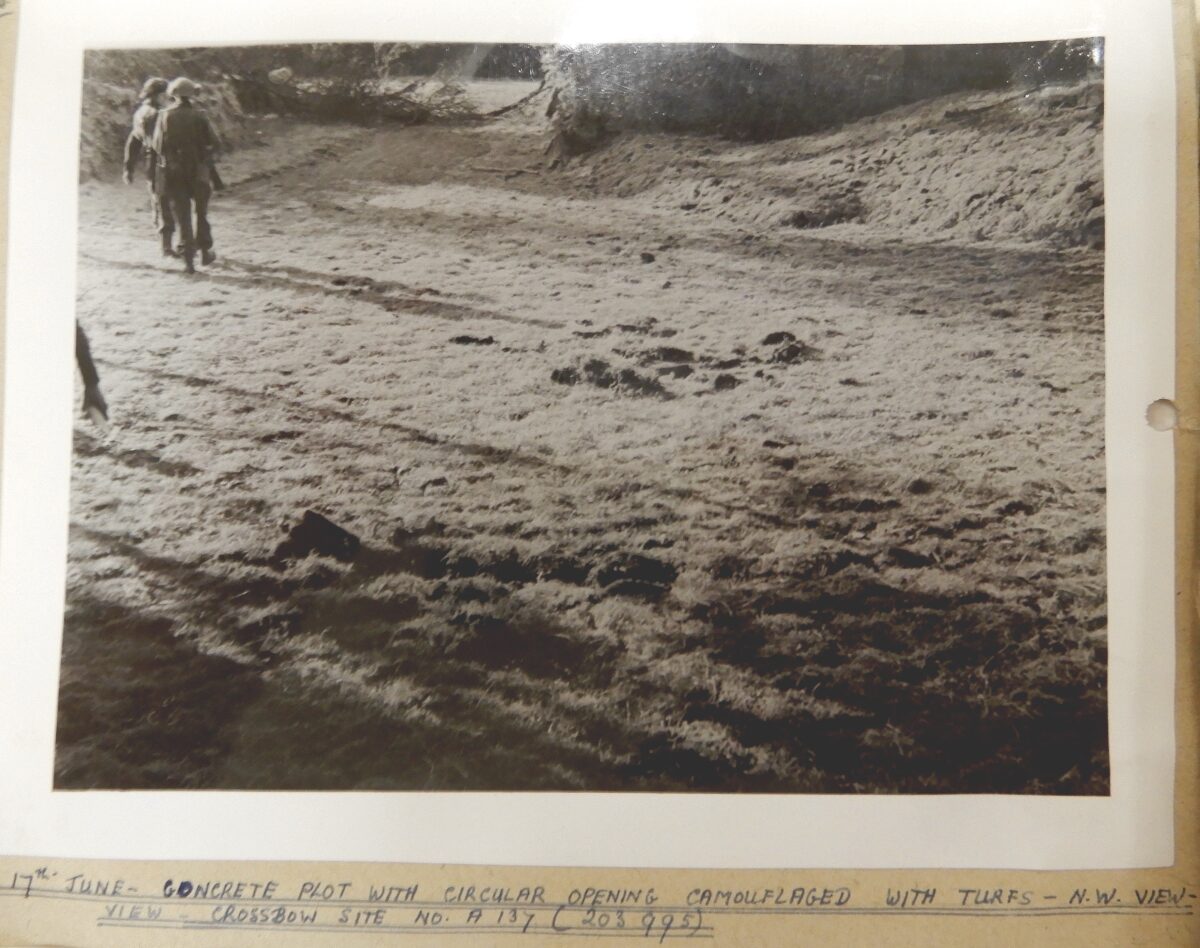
[152,77,220,274]
[123,76,176,258]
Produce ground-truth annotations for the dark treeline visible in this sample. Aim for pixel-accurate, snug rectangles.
[79,40,1100,180]
[83,43,544,87]
[545,40,1100,150]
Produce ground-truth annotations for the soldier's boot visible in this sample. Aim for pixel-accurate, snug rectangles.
[161,237,178,259]
[183,253,196,275]
[201,249,216,266]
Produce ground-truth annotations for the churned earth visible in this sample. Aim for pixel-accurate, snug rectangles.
[58,78,1107,792]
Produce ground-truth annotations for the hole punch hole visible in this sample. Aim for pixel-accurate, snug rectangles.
[1146,398,1178,431]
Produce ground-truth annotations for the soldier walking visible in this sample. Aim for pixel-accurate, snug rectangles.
[152,77,220,275]
[123,77,176,258]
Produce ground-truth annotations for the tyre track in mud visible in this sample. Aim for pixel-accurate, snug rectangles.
[245,124,1102,326]
[77,241,867,537]
[79,250,563,329]
[85,349,840,537]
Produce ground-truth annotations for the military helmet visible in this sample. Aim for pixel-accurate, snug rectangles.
[167,77,200,99]
[138,77,169,100]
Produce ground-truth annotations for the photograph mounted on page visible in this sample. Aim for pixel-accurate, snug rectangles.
[60,39,1108,794]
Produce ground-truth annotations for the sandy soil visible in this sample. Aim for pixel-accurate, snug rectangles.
[59,80,1107,793]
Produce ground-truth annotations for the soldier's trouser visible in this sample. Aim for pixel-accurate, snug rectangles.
[148,181,175,249]
[168,183,213,259]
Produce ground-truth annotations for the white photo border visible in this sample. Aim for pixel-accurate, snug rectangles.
[0,0,1177,868]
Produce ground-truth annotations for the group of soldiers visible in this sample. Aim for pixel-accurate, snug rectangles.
[74,75,226,420]
[123,76,223,274]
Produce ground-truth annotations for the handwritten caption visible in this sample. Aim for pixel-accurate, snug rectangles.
[2,867,1195,940]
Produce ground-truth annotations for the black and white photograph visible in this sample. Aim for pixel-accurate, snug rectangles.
[57,38,1108,795]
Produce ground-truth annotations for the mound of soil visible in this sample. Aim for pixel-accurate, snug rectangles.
[569,78,1103,248]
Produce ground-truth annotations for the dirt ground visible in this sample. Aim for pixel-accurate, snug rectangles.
[58,79,1107,793]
